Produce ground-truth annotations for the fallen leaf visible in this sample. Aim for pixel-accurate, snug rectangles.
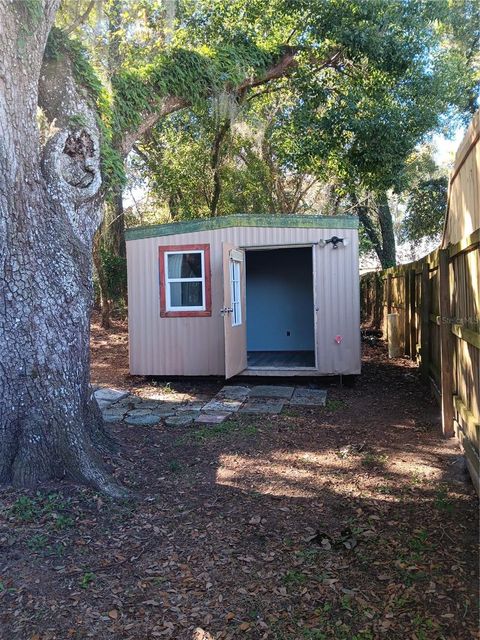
[108,609,119,620]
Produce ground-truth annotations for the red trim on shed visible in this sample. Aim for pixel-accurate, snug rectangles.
[159,244,212,317]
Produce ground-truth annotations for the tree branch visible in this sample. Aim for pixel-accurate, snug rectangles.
[119,95,188,156]
[132,144,151,164]
[118,47,342,158]
[63,0,96,36]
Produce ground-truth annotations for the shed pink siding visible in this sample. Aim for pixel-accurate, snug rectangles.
[126,226,360,376]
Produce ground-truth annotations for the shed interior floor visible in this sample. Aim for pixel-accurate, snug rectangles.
[247,351,315,368]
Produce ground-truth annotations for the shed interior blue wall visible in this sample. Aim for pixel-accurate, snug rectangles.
[246,248,314,351]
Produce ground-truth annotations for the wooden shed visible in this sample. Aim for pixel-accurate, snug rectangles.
[125,214,361,378]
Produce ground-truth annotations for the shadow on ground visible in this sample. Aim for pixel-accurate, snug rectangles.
[0,343,478,640]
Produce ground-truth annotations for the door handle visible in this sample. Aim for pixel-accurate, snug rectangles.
[220,307,233,315]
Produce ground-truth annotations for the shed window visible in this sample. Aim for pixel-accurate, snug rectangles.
[230,259,242,326]
[159,244,211,317]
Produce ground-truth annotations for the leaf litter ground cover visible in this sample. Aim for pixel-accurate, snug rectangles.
[0,315,477,639]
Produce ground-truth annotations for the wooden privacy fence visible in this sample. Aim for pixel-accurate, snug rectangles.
[361,111,480,492]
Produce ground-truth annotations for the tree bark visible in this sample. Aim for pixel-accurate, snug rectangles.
[376,192,396,268]
[108,186,126,258]
[93,230,112,330]
[0,3,126,496]
[353,193,397,268]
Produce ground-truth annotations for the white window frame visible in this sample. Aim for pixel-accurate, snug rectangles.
[229,258,242,327]
[164,250,206,312]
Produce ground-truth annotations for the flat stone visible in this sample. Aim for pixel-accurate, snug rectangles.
[130,400,166,410]
[96,398,114,410]
[195,412,231,425]
[240,398,285,414]
[202,398,244,412]
[102,408,127,423]
[178,401,205,412]
[218,385,251,400]
[126,408,152,417]
[289,388,327,406]
[125,413,161,426]
[165,414,196,427]
[114,397,136,407]
[151,404,178,417]
[94,387,129,403]
[249,385,294,399]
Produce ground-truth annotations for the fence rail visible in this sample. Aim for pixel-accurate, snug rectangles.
[360,111,480,493]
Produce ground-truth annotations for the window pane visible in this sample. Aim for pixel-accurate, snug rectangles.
[167,252,202,279]
[169,281,203,308]
[230,261,242,326]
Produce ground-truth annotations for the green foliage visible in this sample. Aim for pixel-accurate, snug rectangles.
[46,0,478,270]
[68,114,88,128]
[27,534,49,552]
[23,0,43,24]
[10,496,38,522]
[132,99,321,220]
[283,570,307,586]
[112,42,274,136]
[99,247,127,302]
[325,399,347,411]
[168,459,182,473]
[401,176,448,243]
[434,485,454,512]
[179,418,258,443]
[79,572,95,589]
[16,0,43,49]
[9,492,73,525]
[46,27,104,100]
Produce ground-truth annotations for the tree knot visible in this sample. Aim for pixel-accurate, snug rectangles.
[61,130,95,188]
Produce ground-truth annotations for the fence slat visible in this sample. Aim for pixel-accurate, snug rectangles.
[420,263,431,380]
[409,269,417,359]
[438,249,455,437]
[404,271,411,357]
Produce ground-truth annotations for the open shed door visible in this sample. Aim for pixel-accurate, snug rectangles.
[222,242,247,379]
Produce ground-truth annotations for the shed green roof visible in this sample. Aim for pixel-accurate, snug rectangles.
[125,214,358,241]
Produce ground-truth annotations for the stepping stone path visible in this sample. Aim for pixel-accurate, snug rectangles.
[239,397,286,414]
[93,383,327,428]
[290,388,327,406]
[249,385,294,399]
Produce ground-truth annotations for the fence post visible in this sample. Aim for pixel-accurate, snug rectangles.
[385,272,392,339]
[404,269,411,357]
[410,269,417,360]
[438,249,455,437]
[374,273,383,330]
[420,262,430,380]
[387,273,393,313]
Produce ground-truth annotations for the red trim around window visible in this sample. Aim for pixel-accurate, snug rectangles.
[159,244,212,318]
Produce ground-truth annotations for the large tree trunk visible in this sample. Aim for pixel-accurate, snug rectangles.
[353,192,397,269]
[0,2,125,496]
[93,230,112,330]
[376,192,396,268]
[108,187,126,259]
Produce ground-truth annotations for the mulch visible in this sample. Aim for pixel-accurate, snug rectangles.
[0,318,478,640]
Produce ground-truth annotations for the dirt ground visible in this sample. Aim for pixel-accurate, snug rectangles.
[0,314,478,640]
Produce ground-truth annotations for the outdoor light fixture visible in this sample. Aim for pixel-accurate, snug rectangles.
[318,236,349,248]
